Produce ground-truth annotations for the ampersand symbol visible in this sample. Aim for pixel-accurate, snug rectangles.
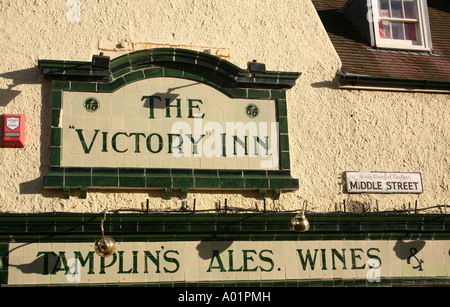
[407,247,424,271]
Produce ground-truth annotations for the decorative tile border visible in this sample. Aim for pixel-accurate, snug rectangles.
[0,213,448,242]
[39,48,301,198]
[43,168,299,199]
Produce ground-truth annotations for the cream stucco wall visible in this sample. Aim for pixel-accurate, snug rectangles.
[0,0,448,213]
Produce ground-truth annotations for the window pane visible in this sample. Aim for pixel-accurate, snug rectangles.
[374,0,431,50]
[379,21,391,38]
[391,0,404,18]
[378,0,390,17]
[405,22,417,40]
[391,22,404,39]
[404,0,417,19]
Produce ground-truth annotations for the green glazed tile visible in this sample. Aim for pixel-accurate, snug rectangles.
[280,152,290,170]
[129,50,152,66]
[143,67,164,78]
[221,87,247,98]
[172,169,194,177]
[279,134,289,151]
[65,175,91,187]
[193,169,219,178]
[190,223,216,232]
[220,178,245,188]
[271,90,286,99]
[43,174,64,187]
[138,222,165,232]
[278,116,288,133]
[195,177,220,188]
[97,77,126,93]
[152,55,174,63]
[119,168,145,175]
[217,60,241,76]
[51,91,62,109]
[165,223,190,232]
[172,177,194,188]
[51,127,61,146]
[109,55,131,73]
[152,48,174,56]
[218,170,243,177]
[146,169,172,177]
[245,178,269,189]
[146,176,172,188]
[277,99,287,117]
[202,73,223,89]
[52,81,70,91]
[119,176,145,188]
[197,56,221,70]
[55,223,83,232]
[164,67,184,78]
[243,170,267,178]
[124,70,145,84]
[118,169,145,187]
[269,178,299,189]
[50,147,61,166]
[70,82,97,92]
[92,175,118,187]
[112,67,131,79]
[182,71,203,82]
[247,89,270,99]
[174,54,197,66]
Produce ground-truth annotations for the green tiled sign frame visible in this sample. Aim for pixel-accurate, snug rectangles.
[39,48,301,198]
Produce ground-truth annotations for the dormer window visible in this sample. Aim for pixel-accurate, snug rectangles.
[341,0,433,52]
[372,0,432,51]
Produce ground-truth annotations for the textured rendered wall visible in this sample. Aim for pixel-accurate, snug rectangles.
[0,0,448,213]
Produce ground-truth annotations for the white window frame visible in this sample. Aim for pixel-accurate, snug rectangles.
[371,0,432,51]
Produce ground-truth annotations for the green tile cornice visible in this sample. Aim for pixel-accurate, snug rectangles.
[38,48,301,93]
[43,167,299,192]
[0,213,449,242]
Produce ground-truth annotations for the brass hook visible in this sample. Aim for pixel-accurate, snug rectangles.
[94,209,116,257]
[291,201,310,232]
[100,209,107,239]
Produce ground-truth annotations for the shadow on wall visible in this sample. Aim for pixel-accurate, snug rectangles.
[393,239,426,259]
[0,87,21,107]
[9,252,62,275]
[0,68,42,106]
[340,200,371,213]
[310,74,340,89]
[6,241,62,275]
[196,241,234,260]
[0,67,56,197]
[393,239,426,271]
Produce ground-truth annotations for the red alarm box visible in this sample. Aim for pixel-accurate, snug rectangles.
[1,114,25,148]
